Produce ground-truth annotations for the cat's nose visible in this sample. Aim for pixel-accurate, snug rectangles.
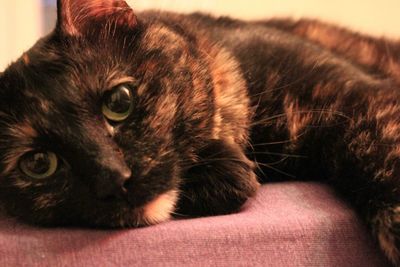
[95,168,132,201]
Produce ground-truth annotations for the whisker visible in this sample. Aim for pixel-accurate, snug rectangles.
[251,133,307,147]
[251,109,353,127]
[248,151,307,158]
[264,156,290,166]
[171,211,188,218]
[252,158,267,177]
[181,157,254,169]
[256,162,296,178]
[251,112,287,126]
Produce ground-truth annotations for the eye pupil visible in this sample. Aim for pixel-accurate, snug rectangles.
[102,85,133,122]
[28,153,50,174]
[105,87,132,114]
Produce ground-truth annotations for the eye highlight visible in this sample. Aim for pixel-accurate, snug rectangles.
[102,85,134,122]
[19,151,58,180]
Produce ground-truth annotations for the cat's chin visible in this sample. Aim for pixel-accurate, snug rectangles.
[137,189,179,226]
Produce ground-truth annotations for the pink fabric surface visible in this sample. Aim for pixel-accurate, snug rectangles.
[0,182,390,266]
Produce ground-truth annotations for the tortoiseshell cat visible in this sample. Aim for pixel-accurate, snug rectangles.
[1,0,400,264]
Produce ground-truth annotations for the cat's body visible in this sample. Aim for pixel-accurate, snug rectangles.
[1,0,400,265]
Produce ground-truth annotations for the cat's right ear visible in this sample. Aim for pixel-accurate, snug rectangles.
[56,0,137,36]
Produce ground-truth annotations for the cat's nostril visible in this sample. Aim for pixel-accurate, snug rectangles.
[123,177,133,189]
[119,169,132,192]
[96,169,132,201]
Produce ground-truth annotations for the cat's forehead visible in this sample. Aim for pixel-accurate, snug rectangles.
[0,64,78,130]
[2,43,131,95]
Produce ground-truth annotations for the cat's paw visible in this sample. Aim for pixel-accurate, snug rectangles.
[177,140,260,217]
[373,207,400,265]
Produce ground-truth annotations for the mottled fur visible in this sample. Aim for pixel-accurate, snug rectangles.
[1,0,400,265]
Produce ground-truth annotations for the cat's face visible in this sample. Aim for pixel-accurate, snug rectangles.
[0,0,215,227]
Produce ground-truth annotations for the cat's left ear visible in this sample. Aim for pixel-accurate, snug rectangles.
[56,0,137,36]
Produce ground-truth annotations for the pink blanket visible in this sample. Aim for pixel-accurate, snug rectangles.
[0,182,389,266]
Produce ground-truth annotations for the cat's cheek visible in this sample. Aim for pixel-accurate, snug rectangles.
[139,189,179,225]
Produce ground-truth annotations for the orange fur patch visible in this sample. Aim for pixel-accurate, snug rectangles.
[312,83,336,99]
[142,24,187,53]
[284,97,312,140]
[3,146,32,176]
[294,21,378,66]
[9,122,37,139]
[382,121,400,141]
[388,59,400,77]
[148,88,178,134]
[141,190,178,225]
[376,103,400,120]
[208,47,250,145]
[298,23,338,49]
[22,54,30,65]
[136,84,148,97]
[374,209,400,265]
[357,41,377,65]
[34,193,60,210]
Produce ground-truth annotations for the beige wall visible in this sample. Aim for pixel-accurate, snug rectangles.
[132,0,400,37]
[1,0,400,71]
[0,0,42,70]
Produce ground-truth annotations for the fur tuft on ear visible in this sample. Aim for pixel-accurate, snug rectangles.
[57,0,137,36]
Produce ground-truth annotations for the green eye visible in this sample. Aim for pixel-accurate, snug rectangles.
[19,151,58,179]
[102,85,134,122]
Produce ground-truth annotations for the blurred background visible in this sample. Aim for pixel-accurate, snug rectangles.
[1,0,400,71]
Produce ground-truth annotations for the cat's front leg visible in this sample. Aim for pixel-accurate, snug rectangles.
[177,139,260,216]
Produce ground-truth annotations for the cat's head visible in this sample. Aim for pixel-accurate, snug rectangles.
[0,0,216,227]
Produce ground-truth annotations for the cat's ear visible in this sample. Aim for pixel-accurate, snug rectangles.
[56,0,137,36]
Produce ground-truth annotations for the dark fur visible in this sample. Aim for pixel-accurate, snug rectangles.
[1,0,400,264]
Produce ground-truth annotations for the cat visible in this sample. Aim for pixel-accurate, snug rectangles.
[0,0,400,264]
